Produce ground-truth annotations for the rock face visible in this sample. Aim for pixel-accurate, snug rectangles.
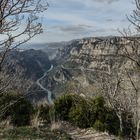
[64,37,139,68]
[47,36,140,98]
[52,37,139,72]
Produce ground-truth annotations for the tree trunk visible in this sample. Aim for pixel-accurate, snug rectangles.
[117,113,123,134]
[136,120,140,140]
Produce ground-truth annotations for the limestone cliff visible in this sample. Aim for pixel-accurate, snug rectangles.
[48,37,140,98]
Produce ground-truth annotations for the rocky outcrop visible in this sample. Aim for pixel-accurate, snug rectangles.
[49,36,140,97]
[69,37,139,68]
[59,121,117,140]
[50,37,139,76]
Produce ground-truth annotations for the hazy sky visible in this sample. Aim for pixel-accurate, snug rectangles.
[31,0,136,43]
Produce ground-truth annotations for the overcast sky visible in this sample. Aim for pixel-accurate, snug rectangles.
[31,0,136,43]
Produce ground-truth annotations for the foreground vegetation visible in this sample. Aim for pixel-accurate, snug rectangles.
[0,91,136,139]
[53,94,134,138]
[0,127,72,140]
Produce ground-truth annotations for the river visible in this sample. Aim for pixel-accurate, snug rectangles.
[36,64,54,105]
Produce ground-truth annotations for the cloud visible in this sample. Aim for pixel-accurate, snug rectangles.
[45,12,96,26]
[91,0,120,4]
[59,26,88,33]
[106,19,113,22]
[51,25,94,35]
[29,0,135,43]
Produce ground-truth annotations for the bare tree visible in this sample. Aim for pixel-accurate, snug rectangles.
[0,0,48,91]
[0,0,48,71]
[98,56,136,137]
[118,0,140,139]
[120,0,140,68]
[0,0,48,123]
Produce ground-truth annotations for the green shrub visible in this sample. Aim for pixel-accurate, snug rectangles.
[90,96,120,135]
[12,99,33,126]
[90,96,106,117]
[0,91,33,126]
[35,104,50,123]
[104,108,120,135]
[52,94,127,136]
[93,120,105,132]
[53,94,74,120]
[90,96,106,123]
[68,101,90,128]
[53,94,94,128]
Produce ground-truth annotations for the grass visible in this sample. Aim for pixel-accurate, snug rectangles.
[0,126,72,140]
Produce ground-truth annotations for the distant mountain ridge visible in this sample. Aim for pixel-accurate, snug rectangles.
[4,49,51,80]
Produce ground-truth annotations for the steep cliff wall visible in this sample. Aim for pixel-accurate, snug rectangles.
[50,37,140,97]
[68,37,139,69]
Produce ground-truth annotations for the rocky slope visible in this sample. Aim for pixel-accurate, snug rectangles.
[5,49,51,80]
[2,49,52,95]
[42,36,140,98]
[59,121,117,140]
[56,37,139,68]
